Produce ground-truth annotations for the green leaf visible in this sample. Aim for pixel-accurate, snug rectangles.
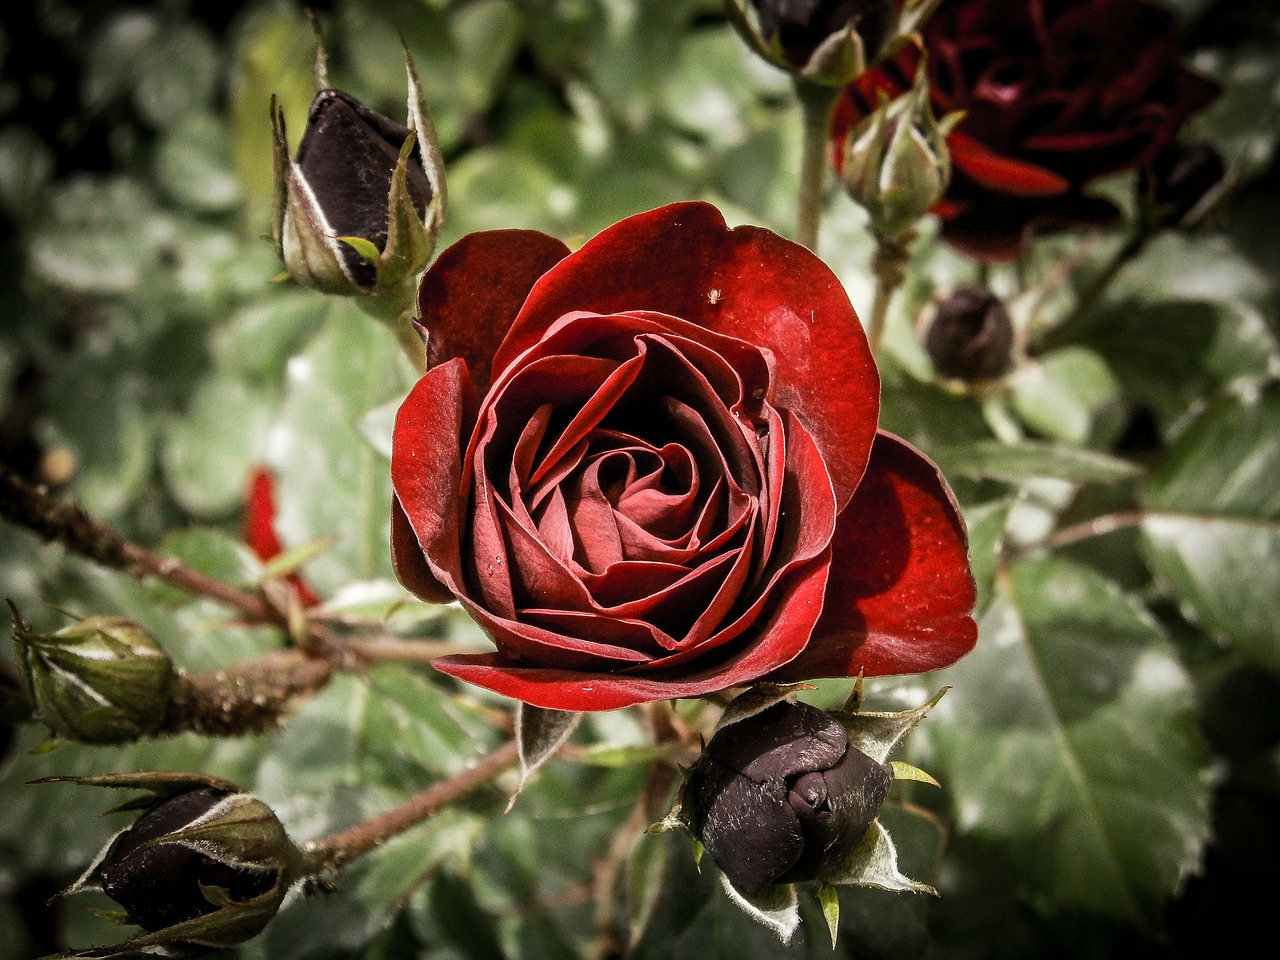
[965,498,1014,619]
[156,113,244,213]
[267,303,417,591]
[161,375,272,517]
[627,829,670,950]
[1009,346,1126,448]
[935,440,1142,486]
[1140,383,1280,671]
[929,557,1212,925]
[1080,299,1277,431]
[818,884,839,950]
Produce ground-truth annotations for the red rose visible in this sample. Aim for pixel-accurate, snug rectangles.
[832,0,1219,260]
[391,203,976,711]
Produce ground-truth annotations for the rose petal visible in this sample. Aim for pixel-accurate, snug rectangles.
[431,551,831,711]
[491,202,880,508]
[693,757,803,895]
[768,431,976,681]
[419,229,570,387]
[391,359,475,598]
[390,497,452,604]
[949,131,1070,197]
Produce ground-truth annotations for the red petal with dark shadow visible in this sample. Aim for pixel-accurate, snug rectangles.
[768,432,976,682]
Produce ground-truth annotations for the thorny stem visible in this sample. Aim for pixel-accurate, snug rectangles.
[160,651,334,737]
[1,463,274,622]
[300,739,521,874]
[867,231,913,353]
[0,462,360,664]
[795,82,841,252]
[154,638,474,737]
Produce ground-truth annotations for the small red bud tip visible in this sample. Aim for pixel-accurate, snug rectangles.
[243,466,320,607]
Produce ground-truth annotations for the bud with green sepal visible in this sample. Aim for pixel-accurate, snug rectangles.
[9,602,177,746]
[43,771,301,958]
[271,41,445,366]
[838,54,960,240]
[726,0,895,87]
[655,682,944,946]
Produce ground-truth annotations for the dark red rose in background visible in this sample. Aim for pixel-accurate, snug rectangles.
[831,0,1220,260]
[391,202,976,711]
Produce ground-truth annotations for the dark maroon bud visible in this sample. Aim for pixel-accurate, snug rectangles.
[293,90,435,287]
[923,284,1015,382]
[748,0,894,68]
[93,786,292,941]
[686,700,893,895]
[1144,140,1227,229]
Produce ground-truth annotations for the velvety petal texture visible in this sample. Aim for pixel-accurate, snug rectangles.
[831,0,1220,260]
[392,201,976,711]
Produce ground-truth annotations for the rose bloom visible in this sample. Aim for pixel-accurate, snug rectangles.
[831,0,1220,260]
[391,203,976,711]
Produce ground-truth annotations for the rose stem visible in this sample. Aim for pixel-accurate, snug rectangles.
[587,701,689,960]
[299,739,521,874]
[1003,508,1150,561]
[0,461,351,663]
[866,231,912,353]
[1031,228,1152,355]
[155,638,476,738]
[795,81,841,252]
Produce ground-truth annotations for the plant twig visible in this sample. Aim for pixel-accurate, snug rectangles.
[1,463,275,622]
[1004,508,1148,561]
[0,462,356,664]
[299,739,521,873]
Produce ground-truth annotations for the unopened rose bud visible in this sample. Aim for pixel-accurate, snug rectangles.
[1142,140,1227,230]
[726,0,894,85]
[685,699,893,895]
[747,0,894,70]
[271,48,445,316]
[10,603,176,744]
[839,61,959,239]
[923,284,1015,381]
[53,772,300,950]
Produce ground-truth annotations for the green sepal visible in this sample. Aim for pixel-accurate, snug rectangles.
[820,818,937,895]
[831,686,949,763]
[720,873,801,945]
[819,883,840,950]
[890,760,941,788]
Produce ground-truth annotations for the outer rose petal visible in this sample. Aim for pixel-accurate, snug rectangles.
[431,550,831,711]
[490,202,881,509]
[419,229,570,389]
[391,358,475,599]
[768,431,977,682]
